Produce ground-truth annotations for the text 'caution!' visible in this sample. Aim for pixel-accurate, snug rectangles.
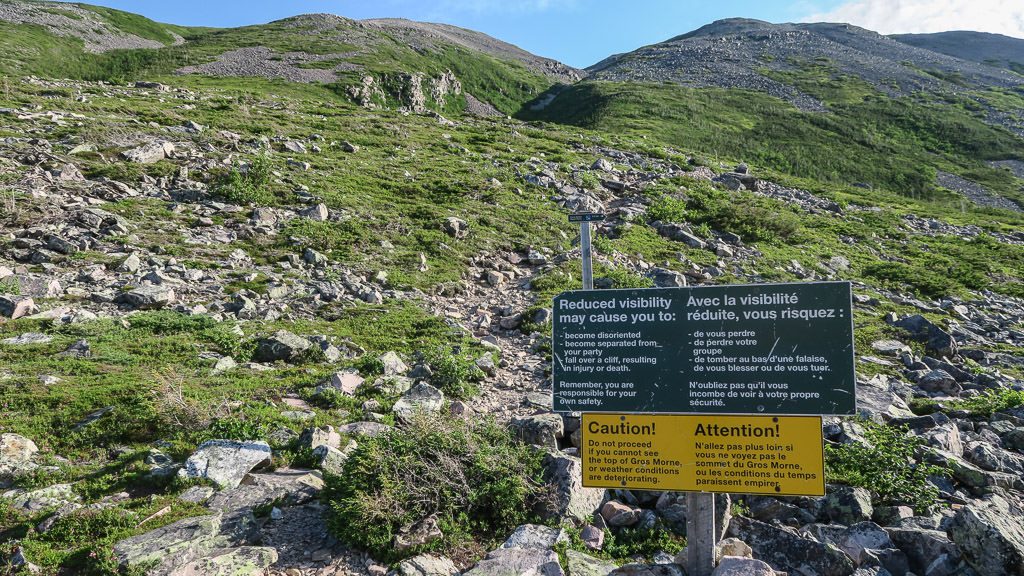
[582,413,825,496]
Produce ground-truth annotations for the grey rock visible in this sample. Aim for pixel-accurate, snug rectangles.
[380,351,409,376]
[389,554,460,576]
[949,494,1024,575]
[337,421,393,437]
[393,383,444,421]
[0,433,38,466]
[541,453,606,523]
[253,330,311,363]
[823,485,874,525]
[172,546,278,575]
[118,285,175,310]
[711,556,775,576]
[178,440,272,489]
[0,296,35,319]
[122,141,175,164]
[510,413,564,450]
[501,524,569,549]
[314,440,357,475]
[918,370,962,396]
[113,512,255,575]
[463,547,564,576]
[4,483,79,513]
[892,315,957,358]
[886,527,962,576]
[565,549,618,576]
[647,267,687,288]
[608,564,684,576]
[300,203,329,221]
[727,516,855,576]
[1,332,51,345]
[442,217,469,239]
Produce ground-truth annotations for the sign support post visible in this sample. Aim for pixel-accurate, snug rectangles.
[580,220,593,291]
[686,493,715,576]
[569,212,603,291]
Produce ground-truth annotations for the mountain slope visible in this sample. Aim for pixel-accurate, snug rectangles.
[892,30,1024,75]
[586,18,1023,110]
[0,1,578,115]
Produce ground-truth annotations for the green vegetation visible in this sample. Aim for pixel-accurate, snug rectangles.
[323,414,549,562]
[826,420,948,512]
[911,388,1024,417]
[523,80,1024,203]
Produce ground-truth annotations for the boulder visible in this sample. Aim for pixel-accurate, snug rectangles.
[601,500,642,527]
[727,516,855,576]
[253,330,311,363]
[711,556,775,576]
[0,433,38,465]
[442,217,469,239]
[0,296,35,319]
[608,565,684,576]
[113,512,256,575]
[918,370,962,396]
[1,332,51,345]
[117,285,175,310]
[393,383,445,421]
[379,351,409,376]
[314,440,357,475]
[501,524,569,549]
[822,485,874,525]
[886,527,962,576]
[389,554,460,576]
[541,453,606,523]
[510,413,564,450]
[949,494,1024,575]
[892,315,957,358]
[565,549,617,576]
[463,547,563,576]
[298,426,341,451]
[178,440,272,489]
[169,546,278,576]
[122,141,175,164]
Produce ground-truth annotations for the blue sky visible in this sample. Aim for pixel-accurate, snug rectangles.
[62,0,1024,68]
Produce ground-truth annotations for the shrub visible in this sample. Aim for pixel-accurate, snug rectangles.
[825,419,947,512]
[423,347,485,399]
[212,155,273,205]
[323,414,549,562]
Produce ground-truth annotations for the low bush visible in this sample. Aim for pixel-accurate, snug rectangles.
[825,419,947,512]
[212,155,273,205]
[323,414,550,562]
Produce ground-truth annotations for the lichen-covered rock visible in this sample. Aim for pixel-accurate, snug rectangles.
[169,546,278,576]
[393,382,444,421]
[727,516,855,576]
[113,512,256,575]
[822,485,874,525]
[949,494,1024,575]
[253,330,311,363]
[540,453,606,523]
[510,413,564,450]
[711,556,775,576]
[501,524,569,550]
[178,440,272,489]
[463,547,564,576]
[565,549,618,576]
[388,554,460,576]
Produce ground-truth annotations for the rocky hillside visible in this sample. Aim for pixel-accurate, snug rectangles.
[0,1,577,116]
[586,18,1023,110]
[1,5,1024,576]
[893,31,1024,75]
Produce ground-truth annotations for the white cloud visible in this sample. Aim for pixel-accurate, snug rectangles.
[803,0,1024,38]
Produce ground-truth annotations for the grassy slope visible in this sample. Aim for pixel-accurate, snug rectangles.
[0,5,555,115]
[522,79,1024,205]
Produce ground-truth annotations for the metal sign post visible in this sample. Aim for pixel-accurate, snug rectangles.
[569,213,603,291]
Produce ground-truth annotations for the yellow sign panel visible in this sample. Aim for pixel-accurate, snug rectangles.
[582,414,825,496]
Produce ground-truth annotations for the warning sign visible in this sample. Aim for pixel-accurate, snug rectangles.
[581,413,825,496]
